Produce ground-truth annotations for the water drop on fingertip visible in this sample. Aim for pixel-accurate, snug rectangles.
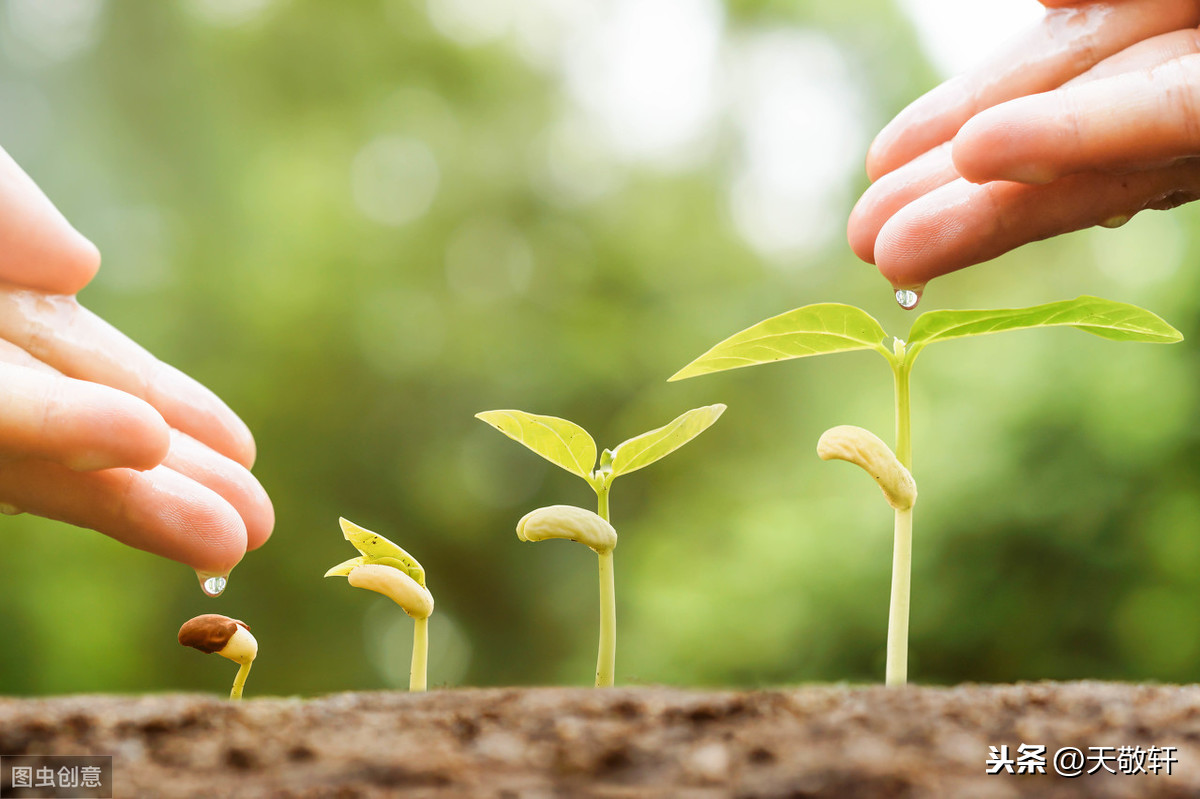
[895,289,921,310]
[198,574,228,597]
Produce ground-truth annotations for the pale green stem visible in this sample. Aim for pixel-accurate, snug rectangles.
[595,485,616,687]
[886,507,912,685]
[894,357,912,469]
[888,355,914,686]
[230,661,252,700]
[411,616,428,692]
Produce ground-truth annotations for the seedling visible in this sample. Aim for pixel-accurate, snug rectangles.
[477,404,725,686]
[325,518,434,691]
[672,296,1182,685]
[178,614,258,700]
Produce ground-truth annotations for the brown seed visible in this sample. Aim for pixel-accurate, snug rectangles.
[178,614,251,654]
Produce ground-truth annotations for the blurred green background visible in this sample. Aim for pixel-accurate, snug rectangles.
[1,0,1199,696]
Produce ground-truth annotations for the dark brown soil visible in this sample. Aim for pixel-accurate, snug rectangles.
[2,681,1199,797]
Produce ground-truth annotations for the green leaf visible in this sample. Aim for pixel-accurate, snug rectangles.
[670,303,890,381]
[609,404,726,478]
[906,295,1183,359]
[475,409,597,481]
[339,518,426,586]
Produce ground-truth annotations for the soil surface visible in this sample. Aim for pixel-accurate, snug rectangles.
[1,681,1199,797]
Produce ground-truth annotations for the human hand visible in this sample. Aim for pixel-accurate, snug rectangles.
[848,0,1200,292]
[0,148,273,578]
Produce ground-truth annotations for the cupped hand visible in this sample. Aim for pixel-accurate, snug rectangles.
[0,146,273,576]
[849,0,1200,290]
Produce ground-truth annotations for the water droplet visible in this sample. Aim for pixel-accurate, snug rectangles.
[895,288,922,310]
[197,573,228,597]
[0,503,23,516]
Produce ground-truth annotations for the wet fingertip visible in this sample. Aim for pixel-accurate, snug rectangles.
[143,468,249,574]
[180,506,248,576]
[872,207,961,289]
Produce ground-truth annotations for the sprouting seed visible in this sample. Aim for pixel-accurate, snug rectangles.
[178,614,258,700]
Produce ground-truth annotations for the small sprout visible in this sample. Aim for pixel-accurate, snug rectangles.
[178,614,257,700]
[518,505,617,554]
[325,518,433,691]
[817,425,916,511]
[478,404,724,687]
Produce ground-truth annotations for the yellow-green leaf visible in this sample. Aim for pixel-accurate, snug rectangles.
[906,295,1183,361]
[339,518,426,586]
[670,303,890,381]
[609,404,726,478]
[324,556,364,578]
[475,409,597,481]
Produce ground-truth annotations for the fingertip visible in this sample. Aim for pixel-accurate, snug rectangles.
[872,200,967,289]
[866,77,968,181]
[865,122,911,182]
[230,418,257,470]
[846,196,879,264]
[953,103,1059,185]
[64,382,170,472]
[850,144,961,268]
[59,231,101,295]
[864,140,891,184]
[98,391,171,470]
[161,430,272,552]
[245,490,275,552]
[154,363,258,469]
[0,147,101,294]
[158,483,249,575]
[951,115,1012,185]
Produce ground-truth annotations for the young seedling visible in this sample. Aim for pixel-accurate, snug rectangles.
[477,403,725,686]
[178,614,258,700]
[325,518,434,691]
[671,295,1182,685]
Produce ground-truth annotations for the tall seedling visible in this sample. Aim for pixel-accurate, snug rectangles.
[672,296,1182,684]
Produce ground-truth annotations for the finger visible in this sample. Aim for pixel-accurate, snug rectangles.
[866,0,1200,180]
[0,462,248,574]
[0,362,170,471]
[0,337,56,373]
[0,146,100,295]
[1067,27,1200,84]
[955,53,1200,184]
[848,143,959,264]
[873,160,1200,287]
[163,430,274,552]
[0,286,256,468]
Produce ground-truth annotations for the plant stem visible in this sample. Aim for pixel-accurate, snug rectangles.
[595,485,616,687]
[887,354,914,686]
[411,616,428,692]
[893,356,912,469]
[886,506,912,685]
[230,662,252,700]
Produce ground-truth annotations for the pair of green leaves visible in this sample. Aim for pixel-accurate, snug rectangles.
[325,517,427,587]
[669,295,1182,380]
[476,404,726,493]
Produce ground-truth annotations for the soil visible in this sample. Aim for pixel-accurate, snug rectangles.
[1,681,1199,798]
